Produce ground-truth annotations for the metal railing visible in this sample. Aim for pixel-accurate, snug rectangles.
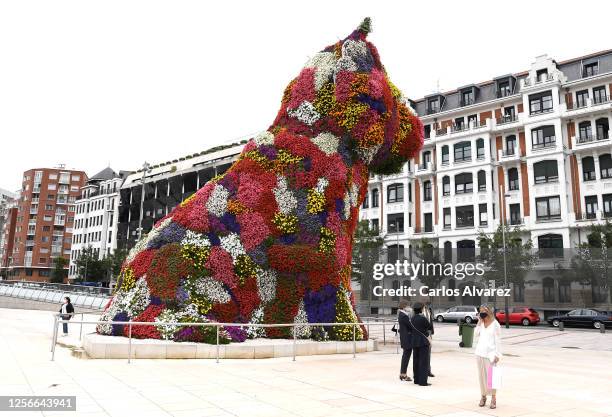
[50,315,399,363]
[0,281,110,309]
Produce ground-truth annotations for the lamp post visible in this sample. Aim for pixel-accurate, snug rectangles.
[499,184,511,329]
[136,162,150,241]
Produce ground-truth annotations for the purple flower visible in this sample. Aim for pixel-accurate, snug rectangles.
[112,311,129,336]
[258,145,277,159]
[248,244,268,266]
[208,216,227,234]
[221,213,240,233]
[147,222,187,249]
[225,326,247,342]
[304,285,337,324]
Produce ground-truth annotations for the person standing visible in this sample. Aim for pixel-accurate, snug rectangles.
[411,302,433,386]
[397,300,413,381]
[424,300,435,377]
[474,305,502,409]
[59,297,74,336]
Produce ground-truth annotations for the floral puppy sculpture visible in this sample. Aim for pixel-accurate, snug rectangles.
[98,18,424,344]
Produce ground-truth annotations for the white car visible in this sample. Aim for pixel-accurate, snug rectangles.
[435,305,479,324]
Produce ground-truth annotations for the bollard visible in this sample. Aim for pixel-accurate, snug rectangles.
[50,315,58,352]
[383,321,386,346]
[293,325,297,362]
[600,323,606,334]
[127,320,133,364]
[559,321,564,331]
[216,325,220,363]
[50,315,59,360]
[79,313,84,341]
[352,324,356,359]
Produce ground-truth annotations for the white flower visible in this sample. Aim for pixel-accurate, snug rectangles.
[256,269,276,304]
[335,56,357,74]
[206,184,229,217]
[315,178,329,194]
[220,233,245,260]
[356,144,381,164]
[342,182,360,220]
[194,276,231,304]
[342,39,368,60]
[293,301,311,339]
[96,293,126,335]
[254,131,275,146]
[311,132,339,155]
[182,230,210,248]
[288,101,320,126]
[305,52,337,90]
[273,176,297,214]
[122,277,150,318]
[125,217,172,263]
[246,307,265,339]
[155,309,180,340]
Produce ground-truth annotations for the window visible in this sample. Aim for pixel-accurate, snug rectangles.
[444,241,452,263]
[476,138,485,159]
[371,189,379,207]
[441,145,449,165]
[428,98,440,114]
[462,90,474,106]
[422,150,431,165]
[504,106,516,119]
[371,219,379,233]
[387,183,403,203]
[454,117,465,130]
[509,203,521,225]
[539,235,563,258]
[531,125,556,149]
[600,154,612,179]
[424,125,431,139]
[542,277,555,302]
[583,156,596,181]
[596,118,609,140]
[408,183,412,202]
[505,135,516,154]
[457,240,475,262]
[534,160,558,184]
[585,196,598,219]
[456,205,474,228]
[513,283,525,302]
[578,121,592,140]
[454,141,471,162]
[442,176,450,196]
[424,213,433,232]
[593,86,608,104]
[498,80,511,97]
[387,213,404,233]
[455,173,473,194]
[576,90,589,108]
[443,208,451,229]
[559,281,571,303]
[603,194,612,218]
[536,196,561,221]
[362,193,369,209]
[536,68,548,80]
[479,203,487,226]
[477,170,486,191]
[448,278,456,300]
[467,114,477,127]
[508,168,519,191]
[529,91,553,115]
[423,181,432,201]
[583,62,598,78]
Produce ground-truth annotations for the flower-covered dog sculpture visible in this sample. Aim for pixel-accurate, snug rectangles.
[98,18,424,343]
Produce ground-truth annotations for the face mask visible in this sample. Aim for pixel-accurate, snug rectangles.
[479,312,488,319]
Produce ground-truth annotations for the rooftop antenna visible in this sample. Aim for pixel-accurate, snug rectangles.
[57,163,66,169]
[436,78,441,93]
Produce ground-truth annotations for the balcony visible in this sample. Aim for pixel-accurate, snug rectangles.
[496,114,518,126]
[498,148,520,164]
[432,119,489,140]
[414,162,435,177]
[532,139,557,152]
[571,132,611,150]
[564,95,612,116]
[520,72,559,90]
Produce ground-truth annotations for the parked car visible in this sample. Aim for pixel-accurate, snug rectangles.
[495,307,540,326]
[435,305,479,324]
[547,309,612,329]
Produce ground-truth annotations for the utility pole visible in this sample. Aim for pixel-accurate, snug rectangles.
[499,185,510,329]
[137,162,150,241]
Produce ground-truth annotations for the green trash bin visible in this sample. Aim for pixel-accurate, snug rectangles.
[459,323,475,348]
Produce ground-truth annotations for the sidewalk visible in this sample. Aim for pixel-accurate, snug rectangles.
[1,308,611,417]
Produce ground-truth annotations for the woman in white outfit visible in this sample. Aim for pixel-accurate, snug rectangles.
[474,305,501,409]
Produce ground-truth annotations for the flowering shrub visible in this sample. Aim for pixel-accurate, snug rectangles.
[98,18,422,343]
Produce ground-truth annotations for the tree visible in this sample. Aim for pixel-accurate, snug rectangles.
[50,256,69,283]
[351,220,385,311]
[414,238,445,305]
[74,246,107,282]
[104,247,128,284]
[478,225,537,308]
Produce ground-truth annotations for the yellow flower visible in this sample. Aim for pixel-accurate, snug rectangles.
[318,227,336,253]
[307,189,326,213]
[118,267,135,293]
[272,212,299,234]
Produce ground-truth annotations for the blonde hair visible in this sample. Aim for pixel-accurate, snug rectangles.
[479,305,494,321]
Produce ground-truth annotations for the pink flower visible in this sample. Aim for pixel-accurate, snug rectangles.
[237,212,269,251]
[335,71,355,103]
[237,173,264,209]
[368,69,385,99]
[288,68,316,109]
[205,246,239,289]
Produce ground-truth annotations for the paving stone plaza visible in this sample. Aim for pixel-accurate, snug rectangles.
[1,308,611,417]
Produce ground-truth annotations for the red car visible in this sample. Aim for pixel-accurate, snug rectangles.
[496,307,540,326]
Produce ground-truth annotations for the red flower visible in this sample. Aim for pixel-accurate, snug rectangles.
[205,246,240,290]
[237,212,269,251]
[287,68,316,109]
[123,304,165,339]
[129,249,156,278]
[146,244,193,301]
[268,244,334,273]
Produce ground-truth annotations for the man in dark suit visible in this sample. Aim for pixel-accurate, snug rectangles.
[411,302,434,386]
[397,300,413,381]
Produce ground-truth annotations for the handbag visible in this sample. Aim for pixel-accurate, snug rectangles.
[487,363,502,390]
[410,316,433,347]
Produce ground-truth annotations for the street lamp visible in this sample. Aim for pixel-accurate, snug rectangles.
[499,184,511,329]
[136,162,151,241]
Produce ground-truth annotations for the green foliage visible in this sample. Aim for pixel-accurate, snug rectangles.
[351,220,384,285]
[50,256,69,283]
[477,225,537,287]
[414,238,446,295]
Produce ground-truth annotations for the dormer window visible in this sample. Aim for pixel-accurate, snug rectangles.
[583,62,599,78]
[536,68,549,81]
[428,98,440,114]
[495,75,516,98]
[498,80,511,97]
[462,90,474,106]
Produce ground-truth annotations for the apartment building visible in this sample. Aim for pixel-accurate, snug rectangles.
[359,50,612,316]
[68,168,125,281]
[117,143,244,251]
[4,167,87,281]
[0,189,18,278]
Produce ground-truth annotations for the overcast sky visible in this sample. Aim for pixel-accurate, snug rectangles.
[1,1,611,190]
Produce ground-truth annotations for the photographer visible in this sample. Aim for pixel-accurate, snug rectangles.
[474,305,502,409]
